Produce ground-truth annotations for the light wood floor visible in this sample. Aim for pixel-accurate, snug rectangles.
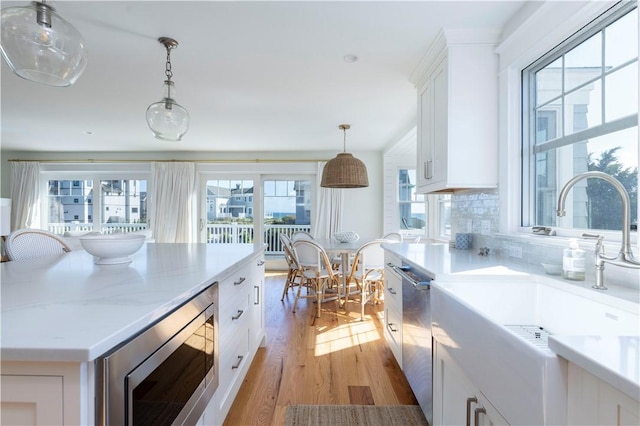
[223,272,418,426]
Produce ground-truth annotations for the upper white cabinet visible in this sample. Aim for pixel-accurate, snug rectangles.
[411,29,499,193]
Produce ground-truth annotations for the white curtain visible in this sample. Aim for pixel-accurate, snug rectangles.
[10,161,40,230]
[150,162,195,243]
[312,161,343,239]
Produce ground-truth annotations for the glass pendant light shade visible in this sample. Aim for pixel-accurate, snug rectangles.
[146,80,190,141]
[146,37,189,141]
[0,1,87,87]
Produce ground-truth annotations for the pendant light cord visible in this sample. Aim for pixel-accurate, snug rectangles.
[338,124,350,153]
[165,45,173,82]
[343,127,347,153]
[164,45,173,99]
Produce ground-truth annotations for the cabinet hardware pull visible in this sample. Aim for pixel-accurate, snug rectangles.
[232,310,244,320]
[254,285,260,305]
[388,322,398,332]
[388,288,396,295]
[474,407,486,426]
[427,160,433,180]
[424,160,429,180]
[234,277,246,286]
[466,396,478,426]
[231,355,244,369]
[257,260,265,266]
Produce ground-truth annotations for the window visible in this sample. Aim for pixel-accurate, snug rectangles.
[523,3,638,233]
[204,179,255,243]
[398,169,426,232]
[45,178,147,234]
[263,179,312,252]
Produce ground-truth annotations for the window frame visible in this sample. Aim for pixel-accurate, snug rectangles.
[39,163,150,233]
[521,1,638,239]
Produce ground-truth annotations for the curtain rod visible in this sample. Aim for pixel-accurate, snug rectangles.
[8,158,328,163]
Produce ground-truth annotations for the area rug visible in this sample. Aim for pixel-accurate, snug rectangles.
[284,404,429,426]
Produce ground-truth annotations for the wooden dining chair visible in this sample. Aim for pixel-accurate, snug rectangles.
[279,233,304,301]
[345,239,389,320]
[5,229,72,261]
[291,239,341,318]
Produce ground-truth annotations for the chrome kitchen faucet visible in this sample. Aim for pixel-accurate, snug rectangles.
[557,171,640,290]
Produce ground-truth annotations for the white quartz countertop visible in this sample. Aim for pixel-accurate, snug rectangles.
[383,242,640,401]
[1,243,263,363]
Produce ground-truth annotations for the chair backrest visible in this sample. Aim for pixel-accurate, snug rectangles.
[5,229,72,261]
[291,230,314,242]
[382,232,402,242]
[350,239,387,278]
[292,239,335,278]
[280,234,300,270]
[279,233,293,250]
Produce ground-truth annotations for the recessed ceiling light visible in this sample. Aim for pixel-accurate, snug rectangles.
[343,54,358,63]
[84,131,93,135]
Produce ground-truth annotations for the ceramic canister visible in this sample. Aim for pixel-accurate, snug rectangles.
[455,233,472,250]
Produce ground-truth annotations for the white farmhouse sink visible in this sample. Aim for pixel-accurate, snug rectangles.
[431,277,639,425]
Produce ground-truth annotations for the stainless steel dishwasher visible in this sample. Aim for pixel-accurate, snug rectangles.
[391,262,433,425]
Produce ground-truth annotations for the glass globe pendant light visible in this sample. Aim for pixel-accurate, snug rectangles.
[0,0,88,86]
[146,37,189,141]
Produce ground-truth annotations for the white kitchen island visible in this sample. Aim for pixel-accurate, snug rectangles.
[0,243,266,425]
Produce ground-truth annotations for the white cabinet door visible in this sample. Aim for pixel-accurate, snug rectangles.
[417,76,433,190]
[417,57,447,192]
[434,342,510,426]
[567,362,640,426]
[0,375,64,426]
[430,57,448,187]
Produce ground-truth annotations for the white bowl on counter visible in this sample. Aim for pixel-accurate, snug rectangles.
[79,233,146,265]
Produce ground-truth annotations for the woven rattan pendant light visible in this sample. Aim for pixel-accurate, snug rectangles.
[321,124,369,188]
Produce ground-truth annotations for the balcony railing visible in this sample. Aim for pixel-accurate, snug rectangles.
[49,222,310,255]
[48,223,148,235]
[206,223,311,254]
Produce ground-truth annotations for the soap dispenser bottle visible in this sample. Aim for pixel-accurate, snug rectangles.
[562,238,585,281]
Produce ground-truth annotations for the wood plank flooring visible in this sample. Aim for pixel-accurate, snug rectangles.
[223,272,418,426]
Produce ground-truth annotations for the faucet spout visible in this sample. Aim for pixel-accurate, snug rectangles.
[556,171,639,290]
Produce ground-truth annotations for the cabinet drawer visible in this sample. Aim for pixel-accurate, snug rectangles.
[384,268,402,306]
[219,296,250,344]
[218,271,250,303]
[384,304,403,368]
[217,330,250,415]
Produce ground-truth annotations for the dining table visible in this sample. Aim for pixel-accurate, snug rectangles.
[314,236,374,307]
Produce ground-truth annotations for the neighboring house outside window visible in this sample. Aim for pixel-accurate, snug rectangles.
[522,3,638,233]
[45,178,148,235]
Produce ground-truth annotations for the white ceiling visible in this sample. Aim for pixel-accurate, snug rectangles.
[1,1,526,153]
